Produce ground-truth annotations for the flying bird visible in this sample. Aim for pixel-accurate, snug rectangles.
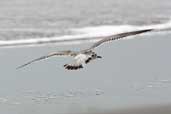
[17,29,153,70]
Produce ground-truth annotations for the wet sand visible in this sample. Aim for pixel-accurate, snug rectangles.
[81,104,171,114]
[0,32,171,114]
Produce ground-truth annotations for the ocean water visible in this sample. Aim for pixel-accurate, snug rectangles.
[1,31,171,114]
[0,0,171,114]
[0,0,171,47]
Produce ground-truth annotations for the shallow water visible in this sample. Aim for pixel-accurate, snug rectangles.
[1,33,171,114]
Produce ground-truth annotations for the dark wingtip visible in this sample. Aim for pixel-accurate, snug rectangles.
[140,28,154,33]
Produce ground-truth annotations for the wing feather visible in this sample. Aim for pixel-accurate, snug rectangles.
[16,50,75,69]
[64,63,83,70]
[85,29,153,51]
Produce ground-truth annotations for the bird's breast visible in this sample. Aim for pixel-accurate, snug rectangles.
[74,54,88,63]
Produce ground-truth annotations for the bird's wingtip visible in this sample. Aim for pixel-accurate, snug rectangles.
[16,65,23,70]
[16,64,28,70]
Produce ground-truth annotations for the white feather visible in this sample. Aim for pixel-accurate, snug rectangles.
[74,54,88,64]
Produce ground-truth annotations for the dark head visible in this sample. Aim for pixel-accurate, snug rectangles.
[91,53,102,59]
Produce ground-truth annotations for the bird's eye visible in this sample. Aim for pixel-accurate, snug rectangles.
[92,54,96,57]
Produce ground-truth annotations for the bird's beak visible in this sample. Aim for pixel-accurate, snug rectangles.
[97,56,102,59]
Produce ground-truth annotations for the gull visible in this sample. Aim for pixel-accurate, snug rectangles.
[17,29,153,70]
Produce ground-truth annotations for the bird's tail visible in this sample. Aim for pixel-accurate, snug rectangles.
[64,64,83,70]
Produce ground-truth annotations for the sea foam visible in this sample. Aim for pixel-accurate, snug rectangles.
[0,20,171,48]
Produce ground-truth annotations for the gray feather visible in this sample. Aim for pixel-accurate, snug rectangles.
[84,29,153,51]
[16,50,76,69]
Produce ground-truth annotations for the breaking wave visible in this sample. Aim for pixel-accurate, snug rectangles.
[0,20,171,48]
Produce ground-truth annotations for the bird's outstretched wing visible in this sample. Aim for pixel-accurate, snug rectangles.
[16,50,76,69]
[84,29,153,51]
